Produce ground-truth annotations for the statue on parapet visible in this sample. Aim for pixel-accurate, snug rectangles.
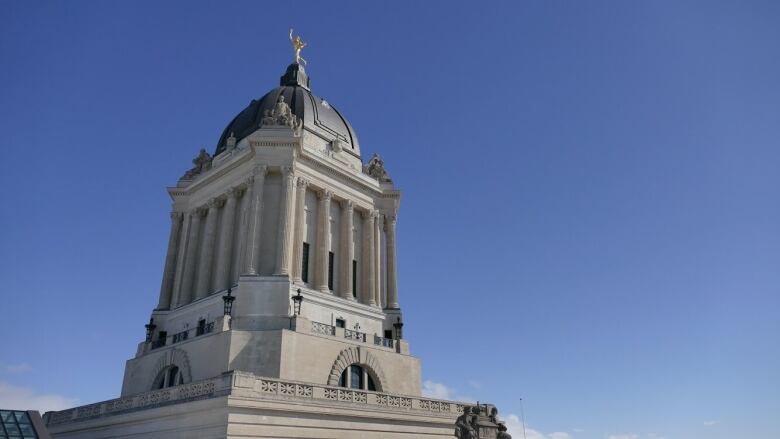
[454,406,478,439]
[261,95,303,134]
[364,153,392,182]
[181,148,213,180]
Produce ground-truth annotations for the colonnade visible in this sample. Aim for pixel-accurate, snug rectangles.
[290,177,399,309]
[157,167,399,311]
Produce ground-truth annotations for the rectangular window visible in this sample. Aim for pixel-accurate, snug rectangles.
[196,319,206,336]
[384,330,393,340]
[352,260,358,298]
[301,242,310,283]
[335,318,346,328]
[328,251,334,291]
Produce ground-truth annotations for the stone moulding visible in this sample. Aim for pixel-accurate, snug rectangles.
[44,371,466,427]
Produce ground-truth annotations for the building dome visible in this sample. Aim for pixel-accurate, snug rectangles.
[215,63,360,157]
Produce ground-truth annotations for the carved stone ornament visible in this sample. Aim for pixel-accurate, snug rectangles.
[225,132,237,151]
[181,149,213,180]
[364,153,391,182]
[261,95,303,134]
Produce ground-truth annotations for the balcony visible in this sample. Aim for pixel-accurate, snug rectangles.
[149,319,217,351]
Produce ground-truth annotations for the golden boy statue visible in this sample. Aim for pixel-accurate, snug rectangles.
[289,28,307,65]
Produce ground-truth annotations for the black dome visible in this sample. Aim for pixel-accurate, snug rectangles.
[215,64,360,157]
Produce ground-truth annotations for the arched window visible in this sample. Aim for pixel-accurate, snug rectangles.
[153,365,184,389]
[338,364,376,391]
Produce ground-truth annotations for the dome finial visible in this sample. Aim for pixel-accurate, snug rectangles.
[289,28,307,66]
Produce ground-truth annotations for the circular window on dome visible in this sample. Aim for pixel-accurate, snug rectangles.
[338,364,377,391]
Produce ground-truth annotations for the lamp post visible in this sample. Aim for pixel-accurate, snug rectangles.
[292,289,303,316]
[393,316,404,340]
[144,318,156,343]
[222,288,235,316]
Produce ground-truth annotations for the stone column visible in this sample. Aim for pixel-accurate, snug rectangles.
[362,210,376,306]
[384,214,399,309]
[195,198,221,298]
[374,212,382,307]
[244,165,268,275]
[157,211,183,309]
[230,182,249,284]
[291,177,309,283]
[275,166,295,276]
[179,209,203,304]
[215,188,239,291]
[340,200,354,300]
[315,190,332,293]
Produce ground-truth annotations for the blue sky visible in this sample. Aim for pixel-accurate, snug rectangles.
[1,1,778,438]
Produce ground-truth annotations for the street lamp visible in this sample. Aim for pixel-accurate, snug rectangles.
[144,318,156,342]
[393,316,404,340]
[222,288,236,316]
[292,289,303,316]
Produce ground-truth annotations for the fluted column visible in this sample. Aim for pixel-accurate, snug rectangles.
[179,209,203,304]
[244,165,268,275]
[315,190,332,292]
[157,212,184,309]
[215,188,239,290]
[195,198,221,298]
[291,177,309,283]
[340,200,355,300]
[230,183,249,284]
[374,212,382,307]
[275,166,295,276]
[362,210,376,306]
[384,214,399,309]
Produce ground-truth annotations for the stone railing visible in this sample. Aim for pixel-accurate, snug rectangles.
[45,371,465,427]
[310,321,335,336]
[230,372,464,416]
[45,374,229,426]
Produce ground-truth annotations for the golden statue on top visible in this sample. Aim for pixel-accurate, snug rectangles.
[289,28,307,66]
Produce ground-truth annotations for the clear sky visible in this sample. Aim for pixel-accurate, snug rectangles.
[1,1,778,439]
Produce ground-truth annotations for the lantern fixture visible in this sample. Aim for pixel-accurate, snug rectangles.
[222,288,236,316]
[292,289,303,316]
[393,316,404,340]
[144,318,156,343]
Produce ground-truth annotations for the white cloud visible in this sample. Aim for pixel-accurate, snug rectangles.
[422,380,453,399]
[0,362,33,374]
[703,420,720,426]
[504,414,573,439]
[421,380,475,402]
[0,381,79,413]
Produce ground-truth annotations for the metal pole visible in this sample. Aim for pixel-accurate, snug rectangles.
[519,398,527,439]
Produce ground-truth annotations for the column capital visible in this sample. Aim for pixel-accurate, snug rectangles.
[280,165,294,175]
[226,186,242,198]
[191,207,206,218]
[296,176,309,188]
[369,209,380,220]
[341,199,354,211]
[207,198,223,209]
[384,213,397,229]
[170,211,184,221]
[318,189,333,201]
[252,164,268,177]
